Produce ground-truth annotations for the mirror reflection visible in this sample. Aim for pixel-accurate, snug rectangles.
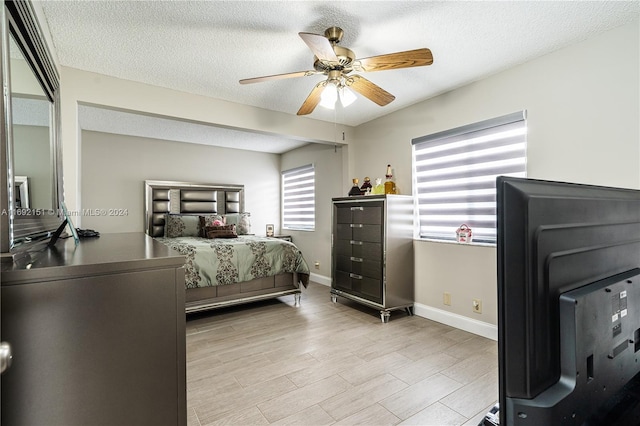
[9,35,53,212]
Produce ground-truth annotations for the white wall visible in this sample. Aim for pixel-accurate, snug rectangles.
[80,131,281,234]
[352,20,640,337]
[281,143,345,282]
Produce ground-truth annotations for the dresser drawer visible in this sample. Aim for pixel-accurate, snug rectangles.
[333,270,382,304]
[336,223,382,243]
[335,255,382,279]
[335,203,383,225]
[334,240,382,260]
[352,224,382,243]
[353,204,383,224]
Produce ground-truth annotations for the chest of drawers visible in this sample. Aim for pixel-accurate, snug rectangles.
[331,195,414,322]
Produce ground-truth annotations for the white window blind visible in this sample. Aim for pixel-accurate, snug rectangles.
[412,111,527,243]
[282,164,315,231]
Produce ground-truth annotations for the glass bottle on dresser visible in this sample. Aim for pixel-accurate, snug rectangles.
[384,165,397,194]
[360,177,372,195]
[348,178,363,196]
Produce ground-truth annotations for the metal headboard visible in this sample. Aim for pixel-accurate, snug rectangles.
[144,180,245,237]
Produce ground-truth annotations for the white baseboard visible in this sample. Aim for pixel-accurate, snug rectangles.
[309,273,331,287]
[413,303,498,341]
[305,277,497,340]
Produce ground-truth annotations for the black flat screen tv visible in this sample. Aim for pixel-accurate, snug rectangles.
[496,176,640,425]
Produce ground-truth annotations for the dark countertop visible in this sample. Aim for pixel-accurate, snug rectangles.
[1,232,185,285]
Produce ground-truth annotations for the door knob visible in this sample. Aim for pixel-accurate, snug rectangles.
[0,341,13,374]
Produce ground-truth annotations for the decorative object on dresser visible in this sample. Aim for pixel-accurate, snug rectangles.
[384,164,397,194]
[331,194,414,322]
[266,223,274,237]
[348,178,363,196]
[145,181,309,313]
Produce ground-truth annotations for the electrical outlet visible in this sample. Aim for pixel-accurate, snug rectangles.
[473,299,482,314]
[314,261,320,270]
[443,292,451,306]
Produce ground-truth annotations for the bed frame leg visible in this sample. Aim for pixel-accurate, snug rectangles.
[294,293,301,307]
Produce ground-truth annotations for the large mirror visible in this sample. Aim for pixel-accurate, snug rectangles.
[11,38,53,212]
[1,0,63,255]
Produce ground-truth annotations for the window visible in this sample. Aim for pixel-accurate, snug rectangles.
[282,164,315,231]
[412,111,527,243]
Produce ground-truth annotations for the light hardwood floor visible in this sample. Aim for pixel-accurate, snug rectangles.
[186,282,498,426]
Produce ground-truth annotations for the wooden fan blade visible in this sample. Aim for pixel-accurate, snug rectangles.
[345,75,395,106]
[356,48,433,72]
[299,32,339,63]
[297,81,326,115]
[240,70,318,85]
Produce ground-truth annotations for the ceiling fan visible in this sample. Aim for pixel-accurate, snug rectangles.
[239,27,433,115]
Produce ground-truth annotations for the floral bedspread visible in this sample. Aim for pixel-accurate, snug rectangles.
[156,235,310,289]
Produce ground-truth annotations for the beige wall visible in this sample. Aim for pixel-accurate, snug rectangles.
[81,129,346,282]
[281,143,345,280]
[62,19,638,338]
[13,125,51,209]
[80,131,281,234]
[60,67,354,223]
[352,20,639,335]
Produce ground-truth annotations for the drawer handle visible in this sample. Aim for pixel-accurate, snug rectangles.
[350,240,363,245]
[349,273,363,280]
[350,206,364,211]
[350,257,363,263]
[350,224,363,228]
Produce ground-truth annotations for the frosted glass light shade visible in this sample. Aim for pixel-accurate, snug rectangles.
[339,86,357,107]
[319,84,338,109]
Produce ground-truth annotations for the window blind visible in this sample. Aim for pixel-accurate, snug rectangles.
[412,111,526,243]
[282,164,315,230]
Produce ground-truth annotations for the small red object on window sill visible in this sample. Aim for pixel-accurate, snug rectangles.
[456,224,473,243]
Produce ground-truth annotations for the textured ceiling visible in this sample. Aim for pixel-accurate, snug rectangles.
[38,0,639,153]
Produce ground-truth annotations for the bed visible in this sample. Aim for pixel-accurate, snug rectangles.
[144,180,309,313]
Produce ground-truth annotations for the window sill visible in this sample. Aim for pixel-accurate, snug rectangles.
[415,237,496,248]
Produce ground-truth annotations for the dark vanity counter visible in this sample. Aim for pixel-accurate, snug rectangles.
[2,232,185,283]
[1,232,187,426]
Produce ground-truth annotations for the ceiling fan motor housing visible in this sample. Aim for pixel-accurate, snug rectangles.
[313,45,355,72]
[324,27,344,44]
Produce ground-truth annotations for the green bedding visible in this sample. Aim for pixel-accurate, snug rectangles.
[156,235,310,289]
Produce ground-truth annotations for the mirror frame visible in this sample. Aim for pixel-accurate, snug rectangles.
[1,0,63,255]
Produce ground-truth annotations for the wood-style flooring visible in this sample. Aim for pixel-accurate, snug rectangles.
[186,282,498,426]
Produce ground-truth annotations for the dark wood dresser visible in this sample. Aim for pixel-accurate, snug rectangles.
[331,195,414,322]
[1,232,186,426]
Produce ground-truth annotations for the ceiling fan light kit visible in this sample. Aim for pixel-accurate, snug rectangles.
[319,83,357,110]
[319,83,338,109]
[239,26,433,116]
[339,86,357,107]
